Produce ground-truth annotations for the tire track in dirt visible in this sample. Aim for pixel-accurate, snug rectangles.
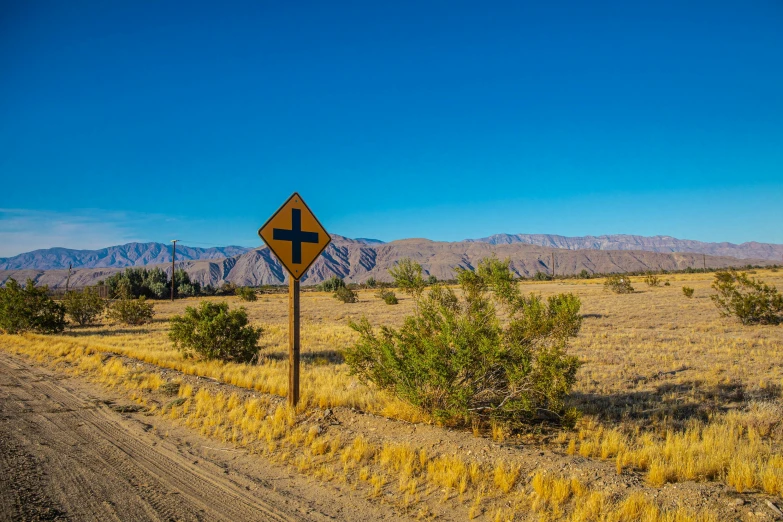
[0,353,300,522]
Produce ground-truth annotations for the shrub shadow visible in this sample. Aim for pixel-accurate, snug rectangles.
[569,379,781,429]
[63,328,152,337]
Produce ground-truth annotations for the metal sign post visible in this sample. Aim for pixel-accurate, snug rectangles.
[259,193,331,407]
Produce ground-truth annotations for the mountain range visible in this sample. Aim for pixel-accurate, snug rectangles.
[0,234,777,289]
[0,243,252,271]
[466,234,783,261]
[1,234,780,272]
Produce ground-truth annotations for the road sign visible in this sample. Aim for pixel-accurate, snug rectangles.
[258,193,331,407]
[258,192,331,280]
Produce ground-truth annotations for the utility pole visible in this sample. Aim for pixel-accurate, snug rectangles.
[65,263,72,293]
[551,252,555,279]
[171,240,179,301]
[703,254,706,271]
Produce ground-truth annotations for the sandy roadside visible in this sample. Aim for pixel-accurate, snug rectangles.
[0,350,405,522]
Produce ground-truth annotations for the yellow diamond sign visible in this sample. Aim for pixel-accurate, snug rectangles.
[258,193,331,280]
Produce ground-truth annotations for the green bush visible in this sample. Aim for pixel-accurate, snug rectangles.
[345,257,582,428]
[319,276,346,292]
[644,273,661,287]
[107,293,155,325]
[63,287,105,326]
[604,274,634,294]
[682,286,695,298]
[427,274,438,285]
[334,286,358,304]
[711,270,783,325]
[664,281,671,286]
[532,271,552,281]
[235,286,257,302]
[578,269,591,279]
[365,277,377,288]
[376,289,398,305]
[0,278,66,334]
[169,301,262,363]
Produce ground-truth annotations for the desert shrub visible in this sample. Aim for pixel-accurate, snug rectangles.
[604,274,634,294]
[107,292,155,325]
[711,270,783,325]
[235,286,257,302]
[664,280,671,286]
[63,287,105,326]
[365,277,377,288]
[169,301,262,363]
[644,273,661,287]
[578,269,591,279]
[0,278,66,334]
[682,286,695,298]
[427,274,438,285]
[533,271,552,281]
[345,257,582,428]
[376,289,398,305]
[334,286,358,304]
[389,258,426,298]
[319,276,346,292]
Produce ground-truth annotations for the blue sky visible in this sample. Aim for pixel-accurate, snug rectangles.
[1,1,781,256]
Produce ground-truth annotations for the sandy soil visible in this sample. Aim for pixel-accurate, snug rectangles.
[0,351,404,522]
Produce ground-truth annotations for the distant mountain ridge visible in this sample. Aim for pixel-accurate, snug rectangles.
[0,236,774,290]
[0,242,253,271]
[1,233,780,274]
[466,234,783,261]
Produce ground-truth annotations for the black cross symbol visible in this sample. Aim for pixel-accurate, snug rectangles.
[273,208,319,264]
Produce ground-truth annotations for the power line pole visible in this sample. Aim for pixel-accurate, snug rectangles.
[171,240,179,301]
[703,254,706,271]
[551,252,555,279]
[65,263,72,293]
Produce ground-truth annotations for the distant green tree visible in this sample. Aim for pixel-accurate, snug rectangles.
[578,269,591,279]
[427,274,438,285]
[173,269,200,298]
[0,278,66,334]
[104,267,199,299]
[365,277,377,288]
[533,271,552,281]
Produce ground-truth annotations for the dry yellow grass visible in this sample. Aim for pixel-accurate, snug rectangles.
[2,269,782,518]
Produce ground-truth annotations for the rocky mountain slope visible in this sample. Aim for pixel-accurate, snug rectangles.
[0,236,772,289]
[0,242,253,270]
[466,233,783,261]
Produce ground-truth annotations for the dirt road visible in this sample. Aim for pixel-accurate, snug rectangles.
[0,352,399,522]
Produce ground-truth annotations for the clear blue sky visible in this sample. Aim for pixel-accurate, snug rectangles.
[1,1,781,256]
